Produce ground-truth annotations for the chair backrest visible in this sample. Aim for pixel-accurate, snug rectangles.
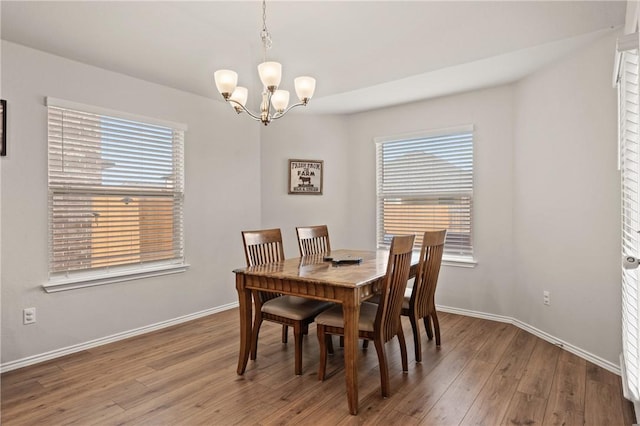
[375,234,415,342]
[411,230,446,317]
[241,228,285,267]
[296,225,331,256]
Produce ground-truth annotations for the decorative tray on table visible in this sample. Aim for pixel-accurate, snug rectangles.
[323,255,363,265]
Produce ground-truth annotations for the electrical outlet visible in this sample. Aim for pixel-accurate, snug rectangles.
[23,307,36,325]
[543,291,550,306]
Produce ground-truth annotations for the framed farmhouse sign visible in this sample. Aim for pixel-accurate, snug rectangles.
[288,159,323,195]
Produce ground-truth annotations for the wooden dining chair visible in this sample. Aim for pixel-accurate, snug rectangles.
[296,224,368,350]
[315,234,415,397]
[242,228,332,375]
[296,225,331,256]
[402,229,446,362]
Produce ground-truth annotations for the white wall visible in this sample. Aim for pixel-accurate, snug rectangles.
[0,41,261,364]
[513,32,621,364]
[260,115,351,255]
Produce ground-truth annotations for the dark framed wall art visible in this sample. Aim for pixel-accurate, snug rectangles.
[288,159,323,195]
[1,99,6,156]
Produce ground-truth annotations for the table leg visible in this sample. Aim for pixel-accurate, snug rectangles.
[342,290,360,415]
[236,273,252,375]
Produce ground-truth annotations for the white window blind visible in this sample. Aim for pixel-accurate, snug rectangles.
[620,46,640,401]
[47,100,185,283]
[375,126,474,261]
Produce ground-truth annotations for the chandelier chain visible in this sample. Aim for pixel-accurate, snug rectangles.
[261,0,272,61]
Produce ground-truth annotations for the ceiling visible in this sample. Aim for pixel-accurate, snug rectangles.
[1,1,626,114]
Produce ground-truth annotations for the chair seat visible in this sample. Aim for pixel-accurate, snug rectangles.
[315,302,378,332]
[262,296,332,320]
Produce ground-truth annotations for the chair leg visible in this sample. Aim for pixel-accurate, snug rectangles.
[409,313,422,363]
[327,335,334,355]
[339,336,344,347]
[432,312,441,347]
[250,314,263,360]
[424,315,434,340]
[397,326,408,373]
[293,323,303,375]
[282,325,288,343]
[317,325,328,380]
[373,339,390,398]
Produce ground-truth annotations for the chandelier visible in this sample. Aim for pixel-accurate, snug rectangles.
[213,0,316,126]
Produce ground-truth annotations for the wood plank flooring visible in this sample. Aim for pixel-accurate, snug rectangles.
[1,309,635,425]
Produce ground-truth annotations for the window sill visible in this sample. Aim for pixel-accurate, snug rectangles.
[43,263,190,293]
[442,255,477,268]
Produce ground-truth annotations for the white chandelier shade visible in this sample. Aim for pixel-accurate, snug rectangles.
[229,86,248,113]
[257,61,282,89]
[294,76,316,102]
[271,90,290,112]
[213,69,238,98]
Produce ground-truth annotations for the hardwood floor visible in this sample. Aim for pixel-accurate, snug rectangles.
[1,309,635,425]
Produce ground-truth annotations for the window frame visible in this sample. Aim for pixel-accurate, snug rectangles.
[43,97,189,293]
[374,125,476,267]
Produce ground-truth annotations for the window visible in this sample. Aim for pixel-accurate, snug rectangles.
[45,98,186,292]
[618,35,640,403]
[375,125,474,264]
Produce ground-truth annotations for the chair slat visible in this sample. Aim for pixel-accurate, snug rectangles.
[296,225,331,256]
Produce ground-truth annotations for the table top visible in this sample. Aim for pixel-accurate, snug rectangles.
[234,249,418,288]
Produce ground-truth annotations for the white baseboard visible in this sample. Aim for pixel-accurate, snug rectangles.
[0,301,620,377]
[437,304,621,375]
[0,302,239,373]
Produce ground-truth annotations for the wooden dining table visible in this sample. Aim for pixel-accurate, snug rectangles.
[233,249,419,415]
